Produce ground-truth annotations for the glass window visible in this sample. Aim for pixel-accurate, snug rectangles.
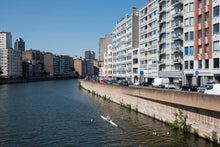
[214,6,219,17]
[199,0,202,9]
[185,4,189,13]
[185,47,189,55]
[198,15,202,24]
[213,58,219,68]
[199,45,202,54]
[198,60,202,69]
[190,32,194,40]
[190,46,194,55]
[190,61,194,69]
[190,17,194,26]
[205,44,209,53]
[213,23,219,34]
[190,3,194,12]
[185,32,189,41]
[205,28,209,37]
[185,18,189,26]
[198,30,202,39]
[205,0,209,6]
[213,41,220,51]
[205,12,209,21]
[185,61,189,69]
[205,59,209,69]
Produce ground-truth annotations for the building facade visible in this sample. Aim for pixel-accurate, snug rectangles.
[183,0,220,86]
[139,0,159,84]
[99,34,113,61]
[158,0,184,87]
[112,7,139,83]
[85,50,95,60]
[102,44,113,79]
[14,38,25,51]
[0,32,12,49]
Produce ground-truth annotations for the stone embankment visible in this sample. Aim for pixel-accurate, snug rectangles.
[0,77,75,84]
[79,79,220,143]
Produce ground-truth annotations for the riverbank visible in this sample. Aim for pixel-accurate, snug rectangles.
[79,79,220,144]
[0,77,77,84]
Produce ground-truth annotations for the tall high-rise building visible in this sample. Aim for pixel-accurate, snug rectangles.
[158,0,184,87]
[85,50,95,60]
[0,32,12,49]
[112,7,139,83]
[183,0,220,86]
[99,34,112,61]
[14,38,25,51]
[139,0,159,84]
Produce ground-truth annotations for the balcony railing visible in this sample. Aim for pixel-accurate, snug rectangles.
[172,46,183,52]
[171,22,183,29]
[172,11,183,18]
[171,0,183,7]
[159,0,167,4]
[172,35,183,41]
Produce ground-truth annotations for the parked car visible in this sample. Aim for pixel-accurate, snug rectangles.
[119,80,128,86]
[152,78,169,88]
[104,80,112,84]
[140,82,149,86]
[165,83,176,89]
[133,82,139,86]
[204,84,220,95]
[197,84,213,93]
[181,84,197,91]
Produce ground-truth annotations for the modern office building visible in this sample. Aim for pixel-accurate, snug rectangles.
[183,0,220,86]
[99,34,113,61]
[14,38,25,51]
[112,7,139,83]
[0,32,12,49]
[85,50,95,60]
[139,0,159,84]
[158,0,184,87]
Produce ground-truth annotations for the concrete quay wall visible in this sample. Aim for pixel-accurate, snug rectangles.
[79,80,220,142]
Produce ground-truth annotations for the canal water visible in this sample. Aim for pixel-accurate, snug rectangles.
[0,79,218,147]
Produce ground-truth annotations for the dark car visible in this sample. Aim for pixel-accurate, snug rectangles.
[119,80,128,86]
[181,84,197,91]
[104,80,112,84]
[140,82,149,86]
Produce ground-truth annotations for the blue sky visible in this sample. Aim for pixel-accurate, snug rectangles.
[0,0,147,58]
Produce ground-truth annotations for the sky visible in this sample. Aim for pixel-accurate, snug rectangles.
[0,0,148,58]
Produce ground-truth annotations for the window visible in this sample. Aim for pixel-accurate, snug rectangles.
[213,41,220,51]
[214,6,219,17]
[190,17,194,26]
[198,60,202,69]
[185,61,189,69]
[205,0,209,6]
[185,47,189,55]
[190,32,194,40]
[185,18,189,27]
[198,30,202,39]
[213,23,219,34]
[199,45,202,54]
[213,58,219,68]
[190,61,194,69]
[185,32,189,41]
[205,59,209,69]
[190,3,194,11]
[205,12,209,21]
[198,15,202,24]
[185,4,189,13]
[205,28,209,37]
[190,46,194,55]
[205,44,209,53]
[199,0,202,9]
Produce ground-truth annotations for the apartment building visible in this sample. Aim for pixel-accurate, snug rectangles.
[14,38,25,51]
[183,0,220,86]
[73,56,85,77]
[112,7,139,83]
[99,34,113,62]
[102,44,113,79]
[139,0,159,84]
[158,0,184,87]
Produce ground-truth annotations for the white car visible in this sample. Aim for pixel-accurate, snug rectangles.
[165,83,176,89]
[204,84,220,95]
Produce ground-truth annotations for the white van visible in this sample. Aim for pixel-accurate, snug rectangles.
[152,78,169,88]
[204,84,220,95]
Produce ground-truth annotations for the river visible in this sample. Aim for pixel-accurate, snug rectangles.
[0,79,218,146]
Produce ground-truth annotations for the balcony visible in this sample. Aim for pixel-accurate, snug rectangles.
[172,35,183,41]
[159,39,166,45]
[172,22,183,29]
[159,60,165,65]
[159,8,166,14]
[159,18,166,24]
[172,46,183,52]
[159,29,166,35]
[159,49,166,55]
[172,11,183,18]
[172,0,183,7]
[159,0,167,4]
[173,58,182,63]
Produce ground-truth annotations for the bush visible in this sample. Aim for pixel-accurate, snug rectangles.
[192,129,198,136]
[212,131,218,142]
